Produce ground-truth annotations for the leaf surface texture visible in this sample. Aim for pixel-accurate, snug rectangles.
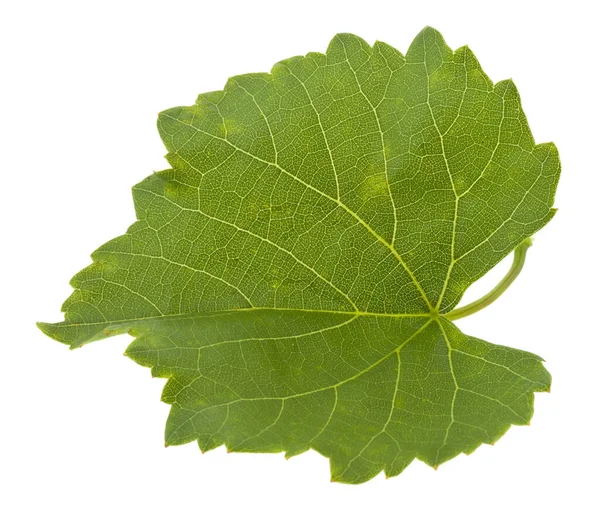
[40,28,559,483]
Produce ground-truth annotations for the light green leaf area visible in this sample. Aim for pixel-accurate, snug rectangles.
[39,27,558,483]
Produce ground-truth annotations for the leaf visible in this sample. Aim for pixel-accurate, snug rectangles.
[38,27,559,484]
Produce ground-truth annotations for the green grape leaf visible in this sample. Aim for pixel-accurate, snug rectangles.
[38,27,559,484]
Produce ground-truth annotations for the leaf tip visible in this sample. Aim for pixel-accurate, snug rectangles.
[36,321,54,337]
[37,321,75,348]
[420,25,442,35]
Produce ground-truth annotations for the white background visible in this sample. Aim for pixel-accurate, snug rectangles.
[1,0,598,514]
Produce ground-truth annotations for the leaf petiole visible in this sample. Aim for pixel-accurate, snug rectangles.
[444,237,534,321]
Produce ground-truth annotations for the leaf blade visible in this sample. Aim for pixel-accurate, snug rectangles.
[39,27,559,482]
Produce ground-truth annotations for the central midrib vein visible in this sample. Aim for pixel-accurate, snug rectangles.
[54,307,435,330]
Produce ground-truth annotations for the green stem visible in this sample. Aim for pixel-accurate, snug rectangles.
[444,237,533,321]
